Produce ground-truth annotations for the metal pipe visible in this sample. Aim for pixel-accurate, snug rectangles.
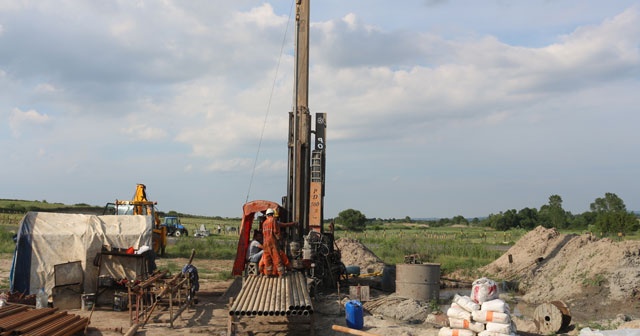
[242,275,262,315]
[294,272,304,310]
[273,279,282,316]
[233,277,258,315]
[280,277,287,315]
[299,272,313,311]
[257,277,270,315]
[246,276,262,316]
[231,275,255,315]
[285,273,292,315]
[270,277,280,316]
[290,273,300,310]
[250,277,266,315]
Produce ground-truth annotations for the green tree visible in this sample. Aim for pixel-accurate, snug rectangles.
[452,215,469,225]
[517,207,538,229]
[336,209,367,231]
[539,194,567,228]
[590,193,638,234]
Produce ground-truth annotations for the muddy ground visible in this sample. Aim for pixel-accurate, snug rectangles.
[2,226,639,335]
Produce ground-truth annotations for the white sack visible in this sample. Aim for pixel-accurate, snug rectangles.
[449,317,485,333]
[471,277,499,303]
[439,327,477,336]
[478,331,514,336]
[454,294,480,312]
[472,310,510,324]
[447,306,471,321]
[481,299,510,313]
[485,322,513,334]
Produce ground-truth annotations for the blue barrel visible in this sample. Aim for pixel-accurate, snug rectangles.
[345,300,363,330]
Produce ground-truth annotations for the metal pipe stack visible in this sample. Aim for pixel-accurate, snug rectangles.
[228,272,314,317]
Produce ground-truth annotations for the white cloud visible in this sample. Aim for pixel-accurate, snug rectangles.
[120,124,167,141]
[9,108,51,137]
[1,2,639,218]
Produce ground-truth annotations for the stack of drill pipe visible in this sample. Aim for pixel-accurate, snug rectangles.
[228,273,314,317]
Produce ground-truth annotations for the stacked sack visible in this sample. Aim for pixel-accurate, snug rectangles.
[439,278,517,336]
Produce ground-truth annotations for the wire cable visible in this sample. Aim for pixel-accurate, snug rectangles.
[245,0,296,204]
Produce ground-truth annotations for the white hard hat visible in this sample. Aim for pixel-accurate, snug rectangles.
[266,208,275,215]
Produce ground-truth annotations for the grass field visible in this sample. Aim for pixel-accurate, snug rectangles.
[1,204,637,279]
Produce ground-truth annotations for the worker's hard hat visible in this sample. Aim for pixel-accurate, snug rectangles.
[266,208,275,215]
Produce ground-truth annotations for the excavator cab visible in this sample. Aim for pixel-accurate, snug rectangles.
[105,184,168,256]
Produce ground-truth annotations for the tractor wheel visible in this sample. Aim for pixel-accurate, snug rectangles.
[175,230,182,237]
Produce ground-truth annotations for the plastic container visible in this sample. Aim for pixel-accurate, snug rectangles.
[345,300,363,330]
[36,288,47,309]
[81,293,95,311]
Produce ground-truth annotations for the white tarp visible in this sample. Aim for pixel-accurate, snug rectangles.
[11,212,152,295]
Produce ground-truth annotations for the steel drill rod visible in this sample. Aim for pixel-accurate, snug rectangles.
[245,276,261,316]
[285,273,292,315]
[294,272,304,310]
[276,277,283,315]
[238,276,260,315]
[295,272,306,309]
[269,277,279,315]
[290,273,300,310]
[280,276,287,315]
[230,275,254,315]
[248,276,265,315]
[257,277,271,315]
[299,272,313,311]
[239,275,261,316]
[49,317,89,336]
[14,311,68,334]
[235,277,256,315]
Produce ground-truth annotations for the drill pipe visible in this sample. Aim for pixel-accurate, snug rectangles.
[284,273,291,315]
[275,277,282,316]
[257,277,271,315]
[249,276,267,315]
[290,273,300,310]
[228,272,315,316]
[240,276,262,316]
[269,277,279,316]
[298,272,313,311]
[244,276,261,316]
[230,275,256,316]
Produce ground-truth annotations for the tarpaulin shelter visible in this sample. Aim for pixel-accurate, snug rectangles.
[10,212,153,295]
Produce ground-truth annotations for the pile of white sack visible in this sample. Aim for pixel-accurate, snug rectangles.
[439,277,517,336]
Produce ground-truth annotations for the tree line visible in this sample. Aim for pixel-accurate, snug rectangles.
[335,192,639,234]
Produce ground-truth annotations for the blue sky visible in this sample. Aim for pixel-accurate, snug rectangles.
[1,1,639,219]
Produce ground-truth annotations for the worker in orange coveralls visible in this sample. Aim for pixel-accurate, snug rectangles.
[260,208,296,277]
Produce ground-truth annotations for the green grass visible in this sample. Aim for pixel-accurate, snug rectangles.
[336,226,519,275]
[167,235,238,260]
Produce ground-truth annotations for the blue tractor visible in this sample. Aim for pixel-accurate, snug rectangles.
[161,216,189,237]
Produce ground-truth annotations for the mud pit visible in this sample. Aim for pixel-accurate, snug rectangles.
[1,226,639,335]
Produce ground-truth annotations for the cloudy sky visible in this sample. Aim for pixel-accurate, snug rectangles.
[1,1,639,219]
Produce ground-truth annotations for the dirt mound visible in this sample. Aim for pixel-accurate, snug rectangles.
[335,238,386,274]
[480,226,640,306]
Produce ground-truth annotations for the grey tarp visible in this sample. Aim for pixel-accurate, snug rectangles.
[10,212,153,295]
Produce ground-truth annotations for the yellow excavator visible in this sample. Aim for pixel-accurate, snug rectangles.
[104,184,168,256]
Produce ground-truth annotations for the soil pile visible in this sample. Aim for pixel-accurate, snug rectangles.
[480,226,640,306]
[335,237,386,274]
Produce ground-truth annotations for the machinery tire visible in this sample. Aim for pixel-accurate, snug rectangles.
[175,230,182,237]
[183,230,189,237]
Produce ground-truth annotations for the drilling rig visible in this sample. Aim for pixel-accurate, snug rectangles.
[231,0,343,301]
